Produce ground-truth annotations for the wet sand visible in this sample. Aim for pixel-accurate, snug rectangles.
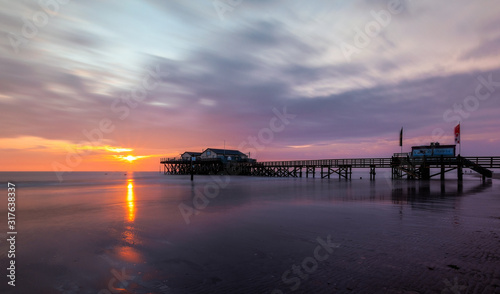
[0,172,499,293]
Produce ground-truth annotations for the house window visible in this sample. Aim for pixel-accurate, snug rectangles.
[206,151,211,156]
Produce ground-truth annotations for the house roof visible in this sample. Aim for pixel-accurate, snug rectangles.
[411,145,456,149]
[204,148,247,156]
[182,151,202,156]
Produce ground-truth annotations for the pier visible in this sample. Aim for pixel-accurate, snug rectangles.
[160,156,500,182]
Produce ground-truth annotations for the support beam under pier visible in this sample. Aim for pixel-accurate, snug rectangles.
[370,164,376,180]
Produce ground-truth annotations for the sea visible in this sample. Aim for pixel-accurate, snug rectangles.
[0,171,499,294]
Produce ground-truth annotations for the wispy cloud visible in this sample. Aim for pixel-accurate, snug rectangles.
[1,0,500,170]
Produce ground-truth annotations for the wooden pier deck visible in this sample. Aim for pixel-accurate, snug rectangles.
[160,156,500,181]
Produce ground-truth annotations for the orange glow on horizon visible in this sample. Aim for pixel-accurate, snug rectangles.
[105,146,133,153]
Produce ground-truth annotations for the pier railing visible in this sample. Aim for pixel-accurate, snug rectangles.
[255,156,500,168]
[462,156,500,168]
[161,156,500,168]
[255,158,393,168]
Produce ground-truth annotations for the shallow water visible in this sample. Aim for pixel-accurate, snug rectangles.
[0,172,499,293]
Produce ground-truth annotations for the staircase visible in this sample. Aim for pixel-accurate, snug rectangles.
[462,157,493,178]
[392,156,421,179]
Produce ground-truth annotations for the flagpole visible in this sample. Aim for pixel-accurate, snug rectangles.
[400,127,403,154]
[455,122,461,156]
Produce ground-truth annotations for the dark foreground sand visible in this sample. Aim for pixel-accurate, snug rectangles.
[1,172,499,293]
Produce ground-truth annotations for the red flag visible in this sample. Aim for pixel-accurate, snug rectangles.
[454,124,460,144]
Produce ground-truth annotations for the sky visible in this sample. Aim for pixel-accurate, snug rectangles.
[1,0,500,171]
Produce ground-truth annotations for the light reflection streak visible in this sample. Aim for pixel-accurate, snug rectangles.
[118,177,142,263]
[127,179,135,222]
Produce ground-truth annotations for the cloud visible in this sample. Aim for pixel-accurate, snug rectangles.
[1,0,500,170]
[461,36,500,60]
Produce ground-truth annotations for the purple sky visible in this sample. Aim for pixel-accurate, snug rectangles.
[1,0,500,171]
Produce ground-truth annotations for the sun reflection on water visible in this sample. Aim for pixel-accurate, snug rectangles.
[127,179,135,222]
[117,177,143,263]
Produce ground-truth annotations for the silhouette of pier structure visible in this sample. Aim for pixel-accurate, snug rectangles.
[160,156,499,182]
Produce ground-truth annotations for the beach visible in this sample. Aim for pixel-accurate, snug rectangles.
[0,172,499,293]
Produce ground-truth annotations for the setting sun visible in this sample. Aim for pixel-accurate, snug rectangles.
[124,155,138,162]
[113,154,151,163]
